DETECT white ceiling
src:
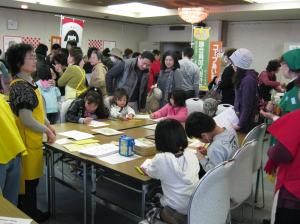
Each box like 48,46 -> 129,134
0,0 -> 300,25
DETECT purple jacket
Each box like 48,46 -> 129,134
234,70 -> 259,133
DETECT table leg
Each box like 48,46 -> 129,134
83,162 -> 87,224
50,149 -> 56,217
91,165 -> 96,224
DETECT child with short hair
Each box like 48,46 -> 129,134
110,88 -> 135,120
66,87 -> 109,124
141,119 -> 200,224
36,68 -> 61,124
185,112 -> 239,173
150,90 -> 188,122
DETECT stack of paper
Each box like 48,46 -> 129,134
135,114 -> 150,120
98,153 -> 141,165
88,121 -> 109,128
58,130 -> 94,140
143,124 -> 157,130
55,138 -> 74,145
0,216 -> 33,224
213,107 -> 239,130
79,144 -> 119,157
92,128 -> 123,136
135,138 -> 155,147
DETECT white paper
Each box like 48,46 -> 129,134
58,130 -> 95,140
55,138 -> 74,145
91,128 -> 123,136
143,124 -> 157,130
98,153 -> 141,164
88,121 -> 109,128
79,144 -> 119,157
0,216 -> 33,224
135,114 -> 150,120
213,107 -> 239,129
188,139 -> 205,149
135,138 -> 155,147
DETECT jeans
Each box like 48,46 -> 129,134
0,155 -> 21,205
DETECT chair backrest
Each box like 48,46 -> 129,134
216,104 -> 234,115
229,140 -> 257,209
60,99 -> 74,123
242,123 -> 267,172
188,160 -> 234,224
186,98 -> 204,115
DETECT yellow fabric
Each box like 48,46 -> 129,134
0,97 -> 27,164
10,79 -> 45,184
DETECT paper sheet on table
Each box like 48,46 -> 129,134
213,107 -> 239,129
135,138 -> 155,147
58,130 -> 94,140
0,216 -> 33,224
135,114 -> 150,120
143,124 -> 157,130
88,121 -> 109,128
63,143 -> 99,152
91,128 -> 123,136
55,138 -> 74,145
98,153 -> 141,164
79,144 -> 119,157
73,139 -> 99,145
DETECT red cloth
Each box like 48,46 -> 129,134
259,71 -> 280,88
268,109 -> 300,199
147,60 -> 161,92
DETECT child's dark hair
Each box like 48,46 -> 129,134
80,87 -> 109,118
155,119 -> 188,154
185,112 -> 216,138
170,90 -> 186,107
113,88 -> 129,107
6,43 -> 34,77
266,59 -> 281,72
53,52 -> 68,67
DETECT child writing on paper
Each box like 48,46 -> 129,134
66,87 -> 109,124
109,88 -> 135,120
141,119 -> 200,224
185,112 -> 239,176
150,90 -> 188,122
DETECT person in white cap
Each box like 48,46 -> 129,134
230,48 -> 259,133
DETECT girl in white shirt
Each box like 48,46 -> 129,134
141,119 -> 200,224
109,88 -> 135,120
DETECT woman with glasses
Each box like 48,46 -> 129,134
6,43 -> 56,222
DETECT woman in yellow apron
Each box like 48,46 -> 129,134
6,43 -> 56,222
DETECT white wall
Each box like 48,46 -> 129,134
0,7 -> 148,54
226,20 -> 300,73
147,21 -> 222,43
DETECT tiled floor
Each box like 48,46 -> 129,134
38,137 -> 275,224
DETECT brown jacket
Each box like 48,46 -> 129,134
90,63 -> 107,96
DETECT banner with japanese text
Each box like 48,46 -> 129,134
61,17 -> 84,48
192,27 -> 210,91
208,41 -> 223,83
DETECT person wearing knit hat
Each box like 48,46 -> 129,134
230,48 -> 253,70
230,48 -> 259,133
203,98 -> 218,117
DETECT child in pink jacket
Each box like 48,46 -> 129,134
150,90 -> 188,122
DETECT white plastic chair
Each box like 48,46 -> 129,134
229,140 -> 258,222
60,99 -> 74,123
188,160 -> 235,224
185,98 -> 204,115
242,123 -> 267,208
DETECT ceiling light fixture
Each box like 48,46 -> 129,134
107,2 -> 167,14
178,7 -> 209,24
21,4 -> 28,9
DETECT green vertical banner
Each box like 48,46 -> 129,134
192,27 -> 211,91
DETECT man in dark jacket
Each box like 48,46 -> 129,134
33,44 -> 51,82
106,51 -> 154,112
